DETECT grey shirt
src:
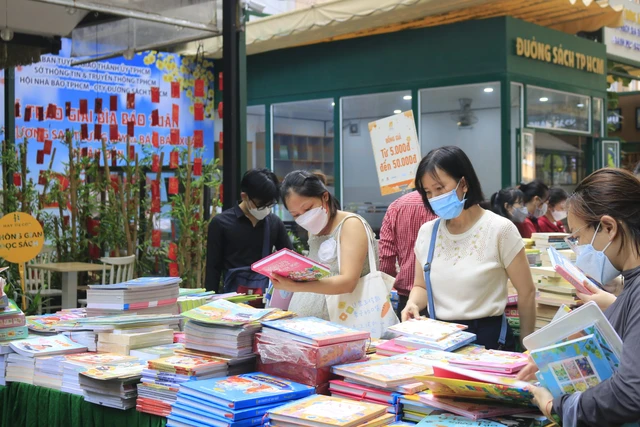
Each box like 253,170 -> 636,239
554,266 -> 640,426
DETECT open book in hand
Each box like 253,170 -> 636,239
547,247 -> 599,295
251,248 -> 331,282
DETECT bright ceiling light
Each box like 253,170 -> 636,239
539,97 -> 549,102
483,87 -> 494,93
403,95 -> 412,100
393,110 -> 402,114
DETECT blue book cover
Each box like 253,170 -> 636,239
558,323 -> 620,371
179,372 -> 314,410
170,405 -> 264,427
176,395 -> 283,421
531,334 -> 614,399
262,317 -> 369,346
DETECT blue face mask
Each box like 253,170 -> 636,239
428,181 -> 466,220
574,223 -> 620,286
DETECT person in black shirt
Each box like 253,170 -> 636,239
205,168 -> 292,292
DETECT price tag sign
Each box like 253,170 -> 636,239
369,110 -> 421,196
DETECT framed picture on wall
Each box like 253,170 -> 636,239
602,139 -> 620,168
608,109 -> 622,132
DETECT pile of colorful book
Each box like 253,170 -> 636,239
166,373 -> 315,427
531,232 -> 570,251
61,352 -> 139,396
0,298 -> 28,342
136,352 -> 228,416
255,316 -> 369,394
79,360 -> 146,410
86,277 -> 182,317
376,317 -> 476,356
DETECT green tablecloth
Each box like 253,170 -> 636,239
0,383 -> 166,427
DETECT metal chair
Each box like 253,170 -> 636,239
78,255 -> 136,307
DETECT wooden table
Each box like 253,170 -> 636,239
29,262 -> 105,309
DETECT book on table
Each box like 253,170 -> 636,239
181,299 -> 274,325
261,316 -> 370,347
393,331 -> 476,352
387,317 -> 468,342
417,391 -> 535,420
9,334 -> 87,357
251,248 -> 331,282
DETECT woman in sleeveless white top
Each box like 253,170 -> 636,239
288,214 -> 377,320
272,170 -> 377,321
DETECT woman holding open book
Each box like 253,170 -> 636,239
401,146 -> 537,351
522,168 -> 640,426
272,170 -> 377,321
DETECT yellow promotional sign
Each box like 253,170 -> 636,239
0,212 -> 44,263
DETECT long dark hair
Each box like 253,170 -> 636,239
280,170 -> 340,218
414,146 -> 485,214
569,169 -> 640,256
519,180 -> 549,204
548,187 -> 569,209
490,188 -> 524,221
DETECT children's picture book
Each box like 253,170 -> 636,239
395,331 -> 476,352
179,372 -> 315,410
267,394 -> 388,427
416,414 -> 508,426
388,318 -> 468,342
418,391 -> 535,420
88,276 -> 182,290
9,334 -> 87,357
547,247 -> 598,294
264,282 -> 294,311
0,325 -> 28,341
447,348 -> 529,374
181,299 -> 274,325
530,334 -> 614,399
332,357 -> 435,388
66,353 -> 139,365
170,402 -> 266,426
149,354 -> 227,375
80,362 -> 146,380
262,317 -> 370,346
251,248 -> 331,282
175,394 -> 283,421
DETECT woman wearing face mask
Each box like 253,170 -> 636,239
402,146 -> 536,350
272,170 -> 376,320
518,169 -> 640,427
516,180 -> 550,238
490,188 -> 527,225
537,187 -> 568,233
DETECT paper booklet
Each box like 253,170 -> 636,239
181,299 -> 275,325
9,334 -> 87,357
387,317 -> 468,342
547,247 -> 601,294
251,248 -> 331,282
530,334 -> 614,399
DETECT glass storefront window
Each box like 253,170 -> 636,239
526,86 -> 590,134
341,90 -> 411,234
420,82 -> 502,195
593,97 -> 604,138
247,105 -> 266,169
511,83 -> 523,186
534,133 -> 586,192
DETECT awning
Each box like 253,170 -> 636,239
170,0 -> 624,58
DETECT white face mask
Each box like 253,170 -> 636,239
534,202 -> 548,218
295,205 -> 329,235
249,206 -> 271,221
552,210 -> 567,222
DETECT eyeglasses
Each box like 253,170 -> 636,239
564,224 -> 587,251
250,199 -> 275,211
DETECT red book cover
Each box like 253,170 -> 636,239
127,120 -> 135,137
43,140 -> 52,155
109,124 -> 118,141
171,129 -> 179,146
127,93 -> 135,109
79,99 -> 88,115
194,79 -> 205,97
171,81 -> 180,98
94,124 -> 102,141
110,95 -> 118,111
151,87 -> 160,103
252,248 -> 330,282
168,177 -> 178,194
151,154 -> 160,172
194,103 -> 204,121
151,109 -> 159,126
169,151 -> 179,169
81,124 -> 88,140
94,98 -> 102,114
193,130 -> 203,148
152,131 -> 159,148
172,104 -> 179,126
193,158 -> 202,176
152,229 -> 161,247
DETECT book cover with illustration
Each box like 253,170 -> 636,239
0,325 -> 28,341
418,391 -> 534,420
388,318 -> 468,342
557,323 -> 620,370
252,248 -> 331,282
268,394 -> 388,427
332,356 -> 435,388
149,354 -> 226,375
170,402 -> 266,427
179,372 -> 315,409
448,348 -> 529,374
80,362 -> 146,380
0,299 -> 24,324
548,247 -> 597,294
416,414 -> 508,426
530,334 -> 614,399
395,331 -> 476,352
181,299 -> 274,325
264,282 -> 294,311
66,353 -> 138,365
9,334 -> 87,357
262,317 -> 370,346
175,394 -> 283,421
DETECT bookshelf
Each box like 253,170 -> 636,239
265,132 -> 335,185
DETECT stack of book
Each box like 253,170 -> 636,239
27,310 -> 86,335
267,394 -> 393,427
5,353 -> 35,384
0,299 -> 28,342
385,318 -> 476,353
130,343 -> 185,361
61,352 -> 139,396
166,373 -> 315,427
504,294 -> 521,351
86,277 -> 182,317
97,328 -> 174,355
181,299 -> 275,373
136,353 -> 228,417
531,232 -> 570,251
34,355 -> 67,390
79,361 -> 146,409
0,342 -> 12,385
256,317 -> 369,393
